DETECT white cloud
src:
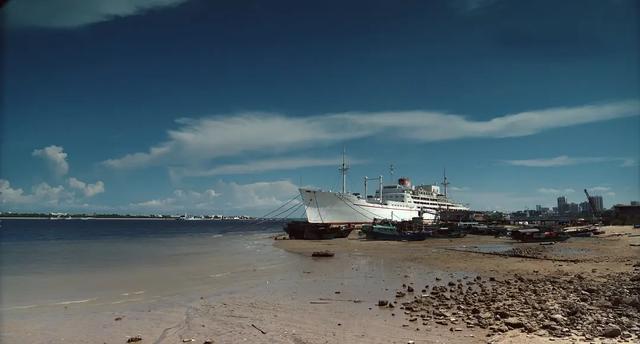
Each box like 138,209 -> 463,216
588,186 -> 611,193
130,180 -> 300,214
0,179 -> 73,207
170,156 -> 367,179
504,155 -> 635,167
0,179 -> 33,204
449,186 -> 470,192
537,188 -> 575,195
104,100 -> 639,170
68,177 -> 105,197
621,159 -> 637,167
5,0 -> 188,29
32,145 -> 69,176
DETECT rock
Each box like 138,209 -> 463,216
549,314 -> 564,323
495,310 -> 510,319
203,341 -> 213,344
114,316 -> 123,321
497,325 -> 509,333
396,291 -> 406,298
602,325 -> 621,338
503,317 -> 524,329
127,336 -> 142,343
407,286 -> 414,292
378,300 -> 389,307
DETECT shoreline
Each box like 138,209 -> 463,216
1,225 -> 637,343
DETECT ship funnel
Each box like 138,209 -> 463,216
398,177 -> 411,187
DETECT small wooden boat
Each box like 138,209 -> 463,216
511,228 -> 570,242
361,221 -> 429,241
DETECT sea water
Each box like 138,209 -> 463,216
0,219 -> 293,311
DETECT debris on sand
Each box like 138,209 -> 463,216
311,250 -> 335,257
126,335 -> 142,343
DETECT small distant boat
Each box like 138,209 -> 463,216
564,225 -> 605,237
361,220 -> 429,241
511,228 -> 570,242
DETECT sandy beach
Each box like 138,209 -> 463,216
1,225 -> 638,344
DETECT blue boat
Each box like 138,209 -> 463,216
361,221 -> 430,241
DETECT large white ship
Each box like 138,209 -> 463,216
300,153 -> 468,224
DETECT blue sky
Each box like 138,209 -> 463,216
1,0 -> 639,215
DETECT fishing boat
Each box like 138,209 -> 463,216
361,220 -> 430,241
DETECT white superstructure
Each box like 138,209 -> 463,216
300,153 -> 468,224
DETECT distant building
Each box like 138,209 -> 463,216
568,202 -> 580,214
579,201 -> 591,213
612,204 -> 640,225
588,195 -> 604,212
536,205 -> 542,212
631,201 -> 639,206
557,196 -> 568,213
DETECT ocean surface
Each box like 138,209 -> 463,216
0,219 -> 293,311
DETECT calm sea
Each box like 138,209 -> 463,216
0,219 -> 292,311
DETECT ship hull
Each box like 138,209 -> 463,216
300,188 -> 436,224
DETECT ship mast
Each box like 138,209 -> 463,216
339,148 -> 350,194
441,168 -> 450,198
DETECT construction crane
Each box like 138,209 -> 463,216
584,189 -> 601,223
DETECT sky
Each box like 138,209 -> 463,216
1,0 -> 639,215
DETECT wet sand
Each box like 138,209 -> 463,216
1,226 -> 638,343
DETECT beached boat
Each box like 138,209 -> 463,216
511,228 -> 570,242
361,221 -> 430,241
283,221 -> 354,240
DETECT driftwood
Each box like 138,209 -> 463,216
251,323 -> 267,334
311,250 -> 335,257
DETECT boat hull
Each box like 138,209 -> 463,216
300,188 -> 435,224
283,221 -> 354,240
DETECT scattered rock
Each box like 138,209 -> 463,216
378,300 -> 389,307
126,336 -> 142,343
602,325 -> 622,338
503,317 -> 524,329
